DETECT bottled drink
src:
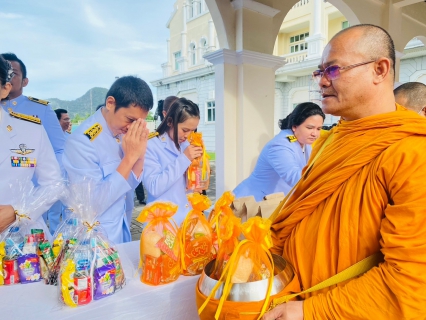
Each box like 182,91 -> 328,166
74,241 -> 92,275
5,227 -> 24,258
63,218 -> 79,241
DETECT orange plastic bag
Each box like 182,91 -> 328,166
199,217 -> 275,320
180,193 -> 213,276
137,202 -> 180,285
208,191 -> 235,259
211,213 -> 241,280
186,132 -> 210,191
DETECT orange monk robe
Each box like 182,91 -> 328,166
271,104 -> 426,319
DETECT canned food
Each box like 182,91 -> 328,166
74,275 -> 92,305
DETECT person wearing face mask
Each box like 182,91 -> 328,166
0,57 -> 62,234
142,97 -> 202,224
62,76 -> 153,244
233,102 -> 325,202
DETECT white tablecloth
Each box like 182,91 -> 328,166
1,241 -> 200,319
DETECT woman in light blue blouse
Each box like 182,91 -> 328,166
233,102 -> 325,201
142,97 -> 203,224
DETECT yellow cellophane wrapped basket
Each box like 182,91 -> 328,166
197,217 -> 295,320
186,132 -> 210,191
137,202 -> 180,286
211,213 -> 241,281
180,193 -> 213,276
208,191 -> 235,259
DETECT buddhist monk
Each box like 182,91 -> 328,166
394,82 -> 426,117
263,24 -> 426,320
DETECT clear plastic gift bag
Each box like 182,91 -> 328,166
180,193 -> 213,276
55,180 -> 128,307
186,132 -> 210,191
136,202 -> 181,285
0,178 -> 63,286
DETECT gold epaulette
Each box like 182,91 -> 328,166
84,123 -> 102,141
8,108 -> 41,125
28,96 -> 49,105
287,135 -> 297,143
148,132 -> 159,139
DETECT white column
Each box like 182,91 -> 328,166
204,49 -> 285,197
313,0 -> 321,35
162,39 -> 172,77
181,1 -> 188,72
305,0 -> 326,60
208,19 -> 216,51
166,39 -> 170,65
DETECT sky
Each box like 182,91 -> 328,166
0,0 -> 176,101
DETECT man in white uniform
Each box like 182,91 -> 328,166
0,58 -> 62,235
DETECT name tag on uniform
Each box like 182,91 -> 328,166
11,156 -> 37,167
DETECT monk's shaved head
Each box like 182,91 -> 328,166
394,82 -> 426,112
332,24 -> 395,78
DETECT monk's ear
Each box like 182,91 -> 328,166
372,57 -> 391,84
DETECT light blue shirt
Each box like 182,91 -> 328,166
2,95 -> 65,168
233,129 -> 311,201
62,108 -> 141,244
142,132 -> 192,225
0,108 -> 62,238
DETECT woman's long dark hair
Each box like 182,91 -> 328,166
0,57 -> 10,86
278,102 -> 325,130
156,97 -> 200,150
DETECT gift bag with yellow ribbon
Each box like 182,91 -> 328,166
0,178 -> 63,286
55,180 -> 128,307
210,213 -> 241,281
137,202 -> 181,285
197,216 -> 295,320
208,191 -> 235,260
179,193 -> 213,276
186,132 -> 210,191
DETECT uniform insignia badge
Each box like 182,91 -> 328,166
7,125 -> 12,132
287,135 -> 298,143
148,132 -> 159,140
84,123 -> 102,141
116,137 -> 120,143
28,96 -> 49,105
10,144 -> 35,155
11,156 -> 37,167
8,108 -> 42,125
12,101 -> 17,106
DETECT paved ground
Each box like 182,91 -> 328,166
130,161 -> 216,241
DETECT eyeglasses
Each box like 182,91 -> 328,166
312,60 -> 375,84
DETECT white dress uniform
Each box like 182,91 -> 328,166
62,108 -> 141,244
0,107 -> 62,238
142,132 -> 192,225
1,95 -> 65,161
233,129 -> 312,201
2,95 -> 66,232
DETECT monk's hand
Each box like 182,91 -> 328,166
262,301 -> 303,320
122,119 -> 149,163
0,205 -> 16,233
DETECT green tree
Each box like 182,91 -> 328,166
146,111 -> 154,121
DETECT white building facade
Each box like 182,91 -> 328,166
152,0 -> 426,151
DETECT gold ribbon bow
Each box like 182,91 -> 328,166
14,210 -> 31,221
83,221 -> 100,232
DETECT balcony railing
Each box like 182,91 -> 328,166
292,0 -> 309,9
282,51 -> 308,64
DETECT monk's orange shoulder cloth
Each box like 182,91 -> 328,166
271,104 -> 426,319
